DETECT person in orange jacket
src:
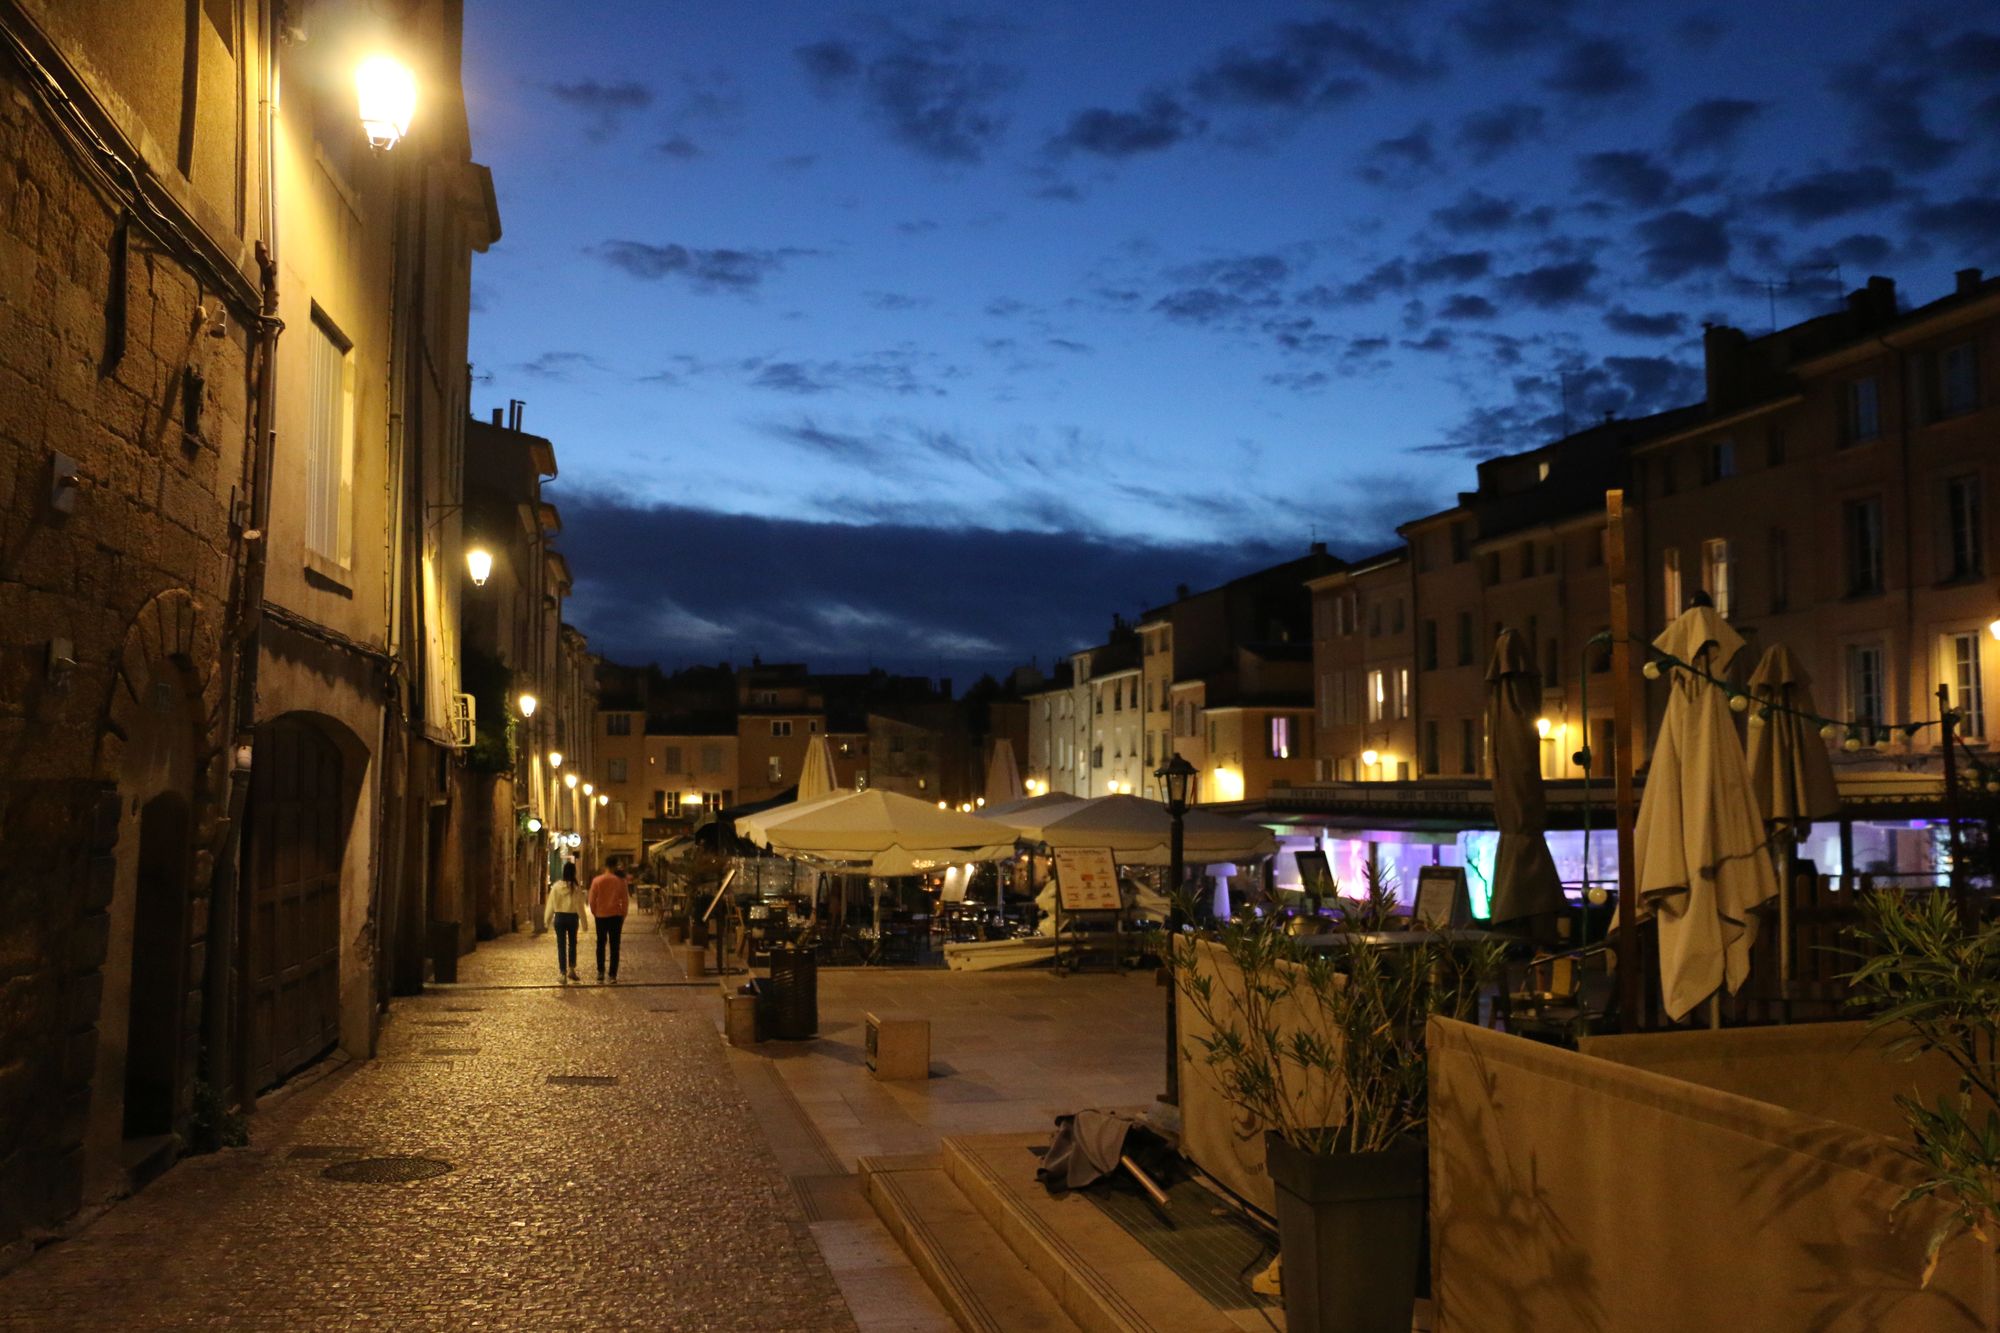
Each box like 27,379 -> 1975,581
587,858 -> 632,983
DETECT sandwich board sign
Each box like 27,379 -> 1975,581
1053,847 -> 1121,912
1413,865 -> 1471,930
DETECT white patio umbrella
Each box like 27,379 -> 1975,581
978,791 -> 1086,822
983,739 -> 1025,806
733,788 -> 851,848
1633,605 -> 1779,1022
744,788 -> 1019,876
797,735 -> 841,801
1746,643 -> 1841,1001
1002,793 -> 1277,867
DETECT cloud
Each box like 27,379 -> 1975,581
590,241 -> 816,292
1904,197 -> 2000,256
1454,0 -> 1578,55
1418,351 -> 1701,458
1357,122 -> 1439,183
1455,102 -> 1546,163
1577,150 -> 1679,209
1438,293 -> 1499,320
762,418 -> 890,465
1047,92 -> 1203,158
1603,306 -> 1687,338
1541,36 -> 1646,99
1190,18 -> 1443,112
517,351 -> 602,380
1760,167 -> 1901,224
1677,12 -> 1729,49
795,23 -> 1018,164
655,135 -> 701,160
864,291 -> 930,311
1668,97 -> 1764,156
1635,210 -> 1731,280
548,79 -> 653,141
1431,190 -> 1549,235
1150,253 -> 1292,325
1497,259 -> 1599,308
744,348 -> 957,397
1301,250 -> 1491,307
1831,52 -> 1960,173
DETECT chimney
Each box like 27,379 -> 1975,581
1957,267 -> 1985,295
1175,583 -> 1190,600
1309,540 -> 1328,557
1848,275 -> 1898,325
508,398 -> 525,431
1702,324 -> 1748,411
490,407 -> 503,425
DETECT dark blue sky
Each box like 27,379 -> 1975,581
462,1 -> 2000,682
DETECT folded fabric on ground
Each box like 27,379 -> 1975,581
1037,1109 -> 1171,1193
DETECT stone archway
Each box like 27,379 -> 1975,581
122,794 -> 191,1139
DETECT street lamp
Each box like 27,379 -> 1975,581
518,693 -> 538,718
356,55 -> 416,152
465,547 -> 492,587
1156,752 -> 1196,1105
548,750 -> 563,769
597,793 -> 609,807
582,782 -> 594,797
564,772 -> 578,790
525,816 -> 542,835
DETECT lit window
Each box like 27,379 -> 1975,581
1662,547 -> 1683,618
1846,643 -> 1885,729
1945,633 -> 1986,739
1366,669 -> 1386,723
1701,538 -> 1732,619
305,309 -> 355,567
1944,475 -> 1984,581
771,720 -> 792,737
1268,716 -> 1292,760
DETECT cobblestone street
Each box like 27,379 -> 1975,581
0,916 -> 869,1332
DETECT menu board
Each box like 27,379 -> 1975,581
1293,849 -> 1335,898
1414,865 -> 1470,930
1053,847 -> 1122,912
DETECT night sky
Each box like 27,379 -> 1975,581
462,1 -> 2000,684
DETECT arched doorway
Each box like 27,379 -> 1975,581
244,718 -> 346,1091
122,795 -> 190,1140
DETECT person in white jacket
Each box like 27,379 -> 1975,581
546,860 -> 592,984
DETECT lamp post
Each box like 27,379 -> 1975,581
1156,752 -> 1196,1105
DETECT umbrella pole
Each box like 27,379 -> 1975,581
1607,489 -> 1644,1032
1776,828 -> 1793,1025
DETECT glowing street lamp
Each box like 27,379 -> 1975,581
548,751 -> 563,769
356,55 -> 416,152
564,772 -> 578,790
582,782 -> 594,797
596,793 -> 609,807
465,547 -> 492,587
518,693 -> 538,718
525,816 -> 542,835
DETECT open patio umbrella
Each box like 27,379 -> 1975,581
978,791 -> 1086,822
1485,628 -> 1565,933
1634,604 -> 1779,1022
743,788 -> 1019,875
733,788 -> 852,848
1746,643 -> 1841,1001
1002,793 -> 1277,867
797,735 -> 840,801
983,739 -> 1025,806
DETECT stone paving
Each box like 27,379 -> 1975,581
0,915 -> 861,1332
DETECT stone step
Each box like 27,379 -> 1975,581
940,1133 -> 1252,1333
862,1153 -> 1082,1333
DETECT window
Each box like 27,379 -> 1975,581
1519,543 -> 1535,580
771,720 -> 793,737
1944,474 -> 1984,581
1845,377 -> 1880,444
1460,719 -> 1478,775
1145,731 -> 1156,764
1370,600 -> 1382,636
1769,529 -> 1790,613
1701,538 -> 1733,619
1366,669 -> 1387,723
1391,599 -> 1405,634
1584,526 -> 1605,568
1541,543 -> 1557,575
1660,452 -> 1678,496
1844,497 -> 1884,595
1269,716 -> 1293,760
1662,546 -> 1683,618
606,757 -> 627,783
305,309 -> 355,567
1767,425 -> 1787,466
1946,632 -> 1986,739
606,714 -> 632,736
608,801 -> 627,835
1483,552 -> 1501,586
652,789 -> 666,817
1317,672 -> 1335,728
768,755 -> 783,782
700,744 -> 722,773
1420,619 -> 1439,671
1450,522 -> 1470,563
1942,343 -> 1980,417
1413,533 -> 1432,574
1707,438 -> 1736,481
752,689 -> 777,705
1846,644 -> 1885,728
664,746 -> 684,775
1423,721 -> 1439,776
1394,668 -> 1412,720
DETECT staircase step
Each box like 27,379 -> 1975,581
941,1134 -> 1249,1333
862,1153 -> 1082,1333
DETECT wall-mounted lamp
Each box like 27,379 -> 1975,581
1361,748 -> 1380,768
525,816 -> 543,835
465,547 -> 493,587
356,55 -> 416,152
518,693 -> 538,718
581,782 -> 594,797
1536,717 -> 1553,739
548,750 -> 563,769
596,793 -> 609,807
563,772 -> 578,790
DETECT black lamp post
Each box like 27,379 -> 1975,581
1156,753 -> 1196,1105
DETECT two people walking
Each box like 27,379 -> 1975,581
545,858 -> 633,985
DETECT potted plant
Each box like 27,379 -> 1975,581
1174,870 -> 1500,1333
1846,889 -> 2000,1286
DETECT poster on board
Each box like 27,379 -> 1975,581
1413,865 -> 1470,930
1293,849 -> 1335,898
1053,847 -> 1122,912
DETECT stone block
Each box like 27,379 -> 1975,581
865,1011 -> 930,1082
679,945 -> 706,979
723,991 -> 758,1047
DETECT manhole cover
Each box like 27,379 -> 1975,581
321,1156 -> 453,1184
546,1074 -> 618,1087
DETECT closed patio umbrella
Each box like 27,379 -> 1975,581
797,735 -> 840,801
1485,628 -> 1565,932
983,739 -> 1025,807
1746,643 -> 1841,1002
1634,605 -> 1779,1022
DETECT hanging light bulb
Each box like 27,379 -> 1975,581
1728,693 -> 1748,713
1843,731 -> 1862,752
1818,723 -> 1836,740
1642,661 -> 1661,680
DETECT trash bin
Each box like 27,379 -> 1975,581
765,944 -> 818,1040
428,921 -> 460,984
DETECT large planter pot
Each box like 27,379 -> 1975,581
1264,1131 -> 1426,1333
